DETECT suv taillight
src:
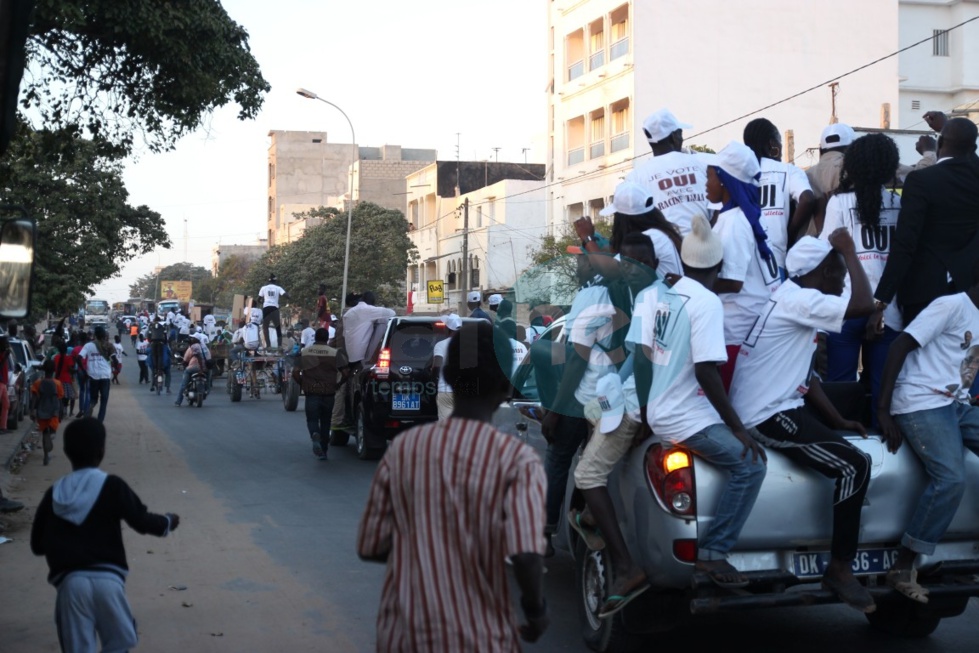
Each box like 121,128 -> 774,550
646,444 -> 696,517
376,348 -> 392,379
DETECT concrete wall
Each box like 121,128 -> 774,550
210,241 -> 268,275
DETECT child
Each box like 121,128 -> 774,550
111,335 -> 127,384
54,342 -> 77,418
31,359 -> 64,466
31,418 -> 180,652
136,334 -> 149,384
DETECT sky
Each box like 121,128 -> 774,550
93,0 -> 547,302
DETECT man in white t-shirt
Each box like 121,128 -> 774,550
876,265 -> 979,603
202,313 -> 217,338
430,314 -> 463,420
299,320 -> 317,349
625,109 -> 711,236
729,233 -> 877,613
258,274 -> 287,349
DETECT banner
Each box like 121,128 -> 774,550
427,280 -> 444,304
160,280 -> 193,302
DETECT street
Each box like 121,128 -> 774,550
1,346 -> 978,653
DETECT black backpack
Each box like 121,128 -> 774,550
36,379 -> 61,420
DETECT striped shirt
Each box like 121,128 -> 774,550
357,418 -> 547,653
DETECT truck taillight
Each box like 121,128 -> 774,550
646,444 -> 696,517
376,348 -> 392,379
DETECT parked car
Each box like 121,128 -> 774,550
344,315 -> 483,460
6,336 -> 41,430
493,318 -> 979,652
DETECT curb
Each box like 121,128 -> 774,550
3,422 -> 35,472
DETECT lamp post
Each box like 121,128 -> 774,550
296,87 -> 356,312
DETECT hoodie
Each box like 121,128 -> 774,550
31,470 -> 171,586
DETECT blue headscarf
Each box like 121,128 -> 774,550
714,167 -> 773,262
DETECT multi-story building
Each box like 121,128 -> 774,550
546,1 -> 967,232
405,161 -> 547,313
267,130 -> 434,245
210,239 -> 269,276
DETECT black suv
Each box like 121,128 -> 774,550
347,316 -> 480,460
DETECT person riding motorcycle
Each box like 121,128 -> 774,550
175,336 -> 208,406
149,317 -> 168,391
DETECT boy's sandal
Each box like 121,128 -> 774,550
886,568 -> 929,603
567,509 -> 605,551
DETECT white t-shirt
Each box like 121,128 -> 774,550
626,277 -> 728,442
113,342 -> 124,360
260,284 -> 286,308
625,151 -> 711,236
433,337 -> 452,393
892,293 -> 979,415
136,341 -> 148,361
713,207 -> 782,345
300,326 -> 317,348
642,227 -> 682,278
248,307 -> 263,325
177,315 -> 191,335
567,285 -> 618,406
758,158 -> 812,271
242,323 -> 261,349
165,311 -> 176,326
509,338 -> 528,377
729,281 -> 847,428
79,342 -> 113,380
820,188 -> 903,330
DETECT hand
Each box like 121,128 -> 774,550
827,228 -> 856,255
540,410 -> 559,445
733,429 -> 768,464
923,111 -> 947,133
573,216 -> 595,242
877,410 -> 903,453
519,601 -> 549,643
864,310 -> 885,341
836,418 -> 868,439
167,513 -> 181,531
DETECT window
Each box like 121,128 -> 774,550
590,109 -> 605,159
610,99 -> 630,153
933,29 -> 949,57
911,99 -> 921,111
567,116 -> 585,165
471,257 -> 480,287
567,29 -> 585,81
476,205 -> 483,228
610,5 -> 629,60
589,19 -> 605,71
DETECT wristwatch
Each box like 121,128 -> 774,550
874,300 -> 888,312
581,234 -> 597,248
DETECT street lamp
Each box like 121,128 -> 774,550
296,87 -> 356,312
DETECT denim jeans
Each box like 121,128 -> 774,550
87,379 -> 111,422
176,369 -> 205,405
305,394 -> 336,440
543,413 -> 589,527
894,401 -> 979,555
826,319 -> 900,425
682,423 -> 767,560
76,375 -> 90,416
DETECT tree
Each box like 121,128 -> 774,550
128,262 -> 211,302
519,221 -> 613,307
201,255 -> 253,307
22,0 -> 269,154
246,203 -> 419,314
0,125 -> 169,317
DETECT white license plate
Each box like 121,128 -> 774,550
392,393 -> 421,411
793,547 -> 900,578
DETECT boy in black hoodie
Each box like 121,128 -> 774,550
31,418 -> 180,652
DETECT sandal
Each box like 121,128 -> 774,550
695,559 -> 749,589
598,574 -> 650,618
567,509 -> 605,551
886,568 -> 929,604
823,573 -> 877,613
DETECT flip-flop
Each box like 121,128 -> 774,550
696,560 -> 750,589
598,581 -> 650,619
886,568 -> 929,603
567,509 -> 605,551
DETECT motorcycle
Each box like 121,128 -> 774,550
181,369 -> 208,407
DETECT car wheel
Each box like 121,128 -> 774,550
865,593 -> 952,638
230,381 -> 242,403
282,378 -> 300,412
355,404 -> 382,461
574,539 -> 646,653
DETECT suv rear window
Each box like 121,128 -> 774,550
387,321 -> 452,365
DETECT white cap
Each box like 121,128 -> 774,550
820,123 -> 856,150
193,332 -> 209,344
596,373 -> 626,434
698,141 -> 761,186
786,236 -> 834,277
643,108 -> 693,144
599,180 -> 655,217
681,214 -> 725,269
488,293 -> 504,306
467,290 -> 482,303
443,313 -> 463,331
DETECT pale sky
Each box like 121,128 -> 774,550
94,0 -> 547,302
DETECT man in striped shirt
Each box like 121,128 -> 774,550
358,321 -> 549,652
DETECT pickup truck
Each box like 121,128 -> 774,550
494,316 -> 979,653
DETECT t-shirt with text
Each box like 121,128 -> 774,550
626,151 -> 710,236
259,284 -> 286,308
759,158 -> 812,271
567,284 -> 619,406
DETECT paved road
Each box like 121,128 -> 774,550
6,345 -> 972,652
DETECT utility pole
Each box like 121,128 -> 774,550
828,82 -> 839,125
492,147 -> 501,162
460,197 -> 469,315
522,148 -> 529,164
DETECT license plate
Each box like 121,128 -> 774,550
793,547 -> 900,578
392,393 -> 421,411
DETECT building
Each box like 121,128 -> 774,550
210,239 -> 269,276
267,130 -> 434,245
545,1 -> 979,231
405,161 -> 547,313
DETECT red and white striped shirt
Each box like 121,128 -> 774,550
357,417 -> 547,653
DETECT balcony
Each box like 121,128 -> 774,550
568,60 -> 585,82
567,147 -> 585,166
611,132 -> 629,153
590,142 -> 605,159
610,37 -> 629,61
589,51 -> 605,71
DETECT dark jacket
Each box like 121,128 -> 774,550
876,155 -> 979,319
293,343 -> 347,395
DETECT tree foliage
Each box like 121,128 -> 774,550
245,203 -> 419,314
128,262 -> 212,302
198,255 -> 253,307
520,221 -> 613,307
23,0 -> 270,154
0,126 -> 170,317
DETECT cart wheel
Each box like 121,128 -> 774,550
283,378 -> 300,412
230,381 -> 242,402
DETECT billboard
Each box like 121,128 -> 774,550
427,280 -> 444,304
160,280 -> 192,302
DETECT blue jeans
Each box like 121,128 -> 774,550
894,401 -> 979,555
76,375 -> 90,415
543,413 -> 589,528
305,394 -> 336,440
826,319 -> 900,426
175,369 -> 203,404
87,379 -> 111,422
682,423 -> 767,560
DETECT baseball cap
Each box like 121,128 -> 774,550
488,294 -> 503,306
596,373 -> 625,434
467,290 -> 482,303
786,236 -> 834,277
443,313 -> 463,331
820,123 -> 856,150
698,141 -> 761,186
681,214 -> 725,269
643,109 -> 693,144
598,181 -> 655,217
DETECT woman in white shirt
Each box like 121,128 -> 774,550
819,133 -> 902,423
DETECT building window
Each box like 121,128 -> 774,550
268,196 -> 273,217
933,29 -> 949,57
567,29 -> 584,81
911,99 -> 921,111
567,115 -> 585,165
610,5 -> 629,60
589,19 -> 605,71
610,98 -> 630,153
476,205 -> 483,228
471,257 -> 480,287
590,109 -> 605,159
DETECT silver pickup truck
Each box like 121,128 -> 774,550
494,316 -> 979,653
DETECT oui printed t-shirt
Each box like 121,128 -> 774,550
259,284 -> 286,308
758,158 -> 813,271
625,151 -> 711,236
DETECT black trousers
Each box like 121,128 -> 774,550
753,405 -> 871,562
262,306 -> 281,349
305,394 -> 336,442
